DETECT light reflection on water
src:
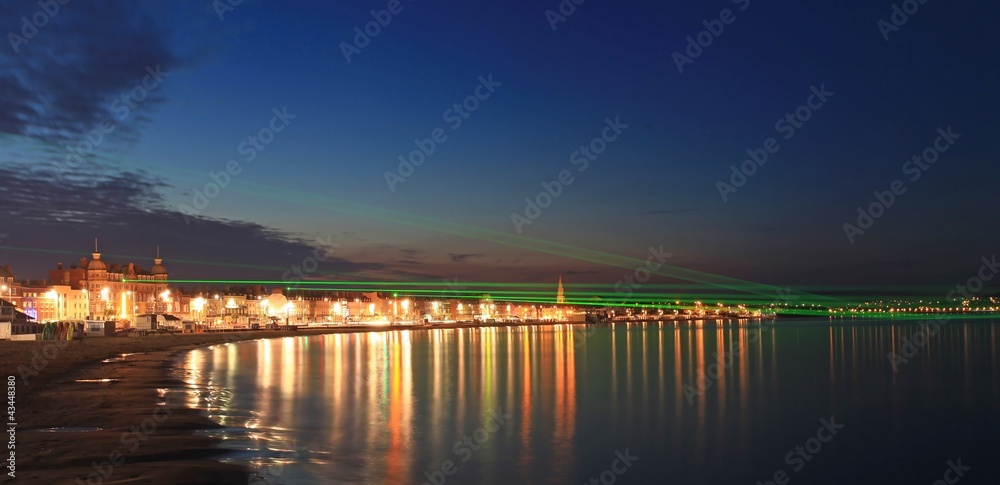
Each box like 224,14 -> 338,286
181,320 -> 1000,484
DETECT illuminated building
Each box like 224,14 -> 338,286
47,240 -> 168,320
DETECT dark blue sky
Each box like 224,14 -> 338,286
0,0 -> 997,286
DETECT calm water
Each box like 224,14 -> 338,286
181,320 -> 1000,484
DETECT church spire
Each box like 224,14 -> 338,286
557,276 -> 565,304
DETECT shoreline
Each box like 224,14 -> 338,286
3,321 -> 576,484
3,315 -> 971,483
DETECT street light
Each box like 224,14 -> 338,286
1,285 -> 9,322
46,290 -> 60,321
192,297 -> 207,324
121,291 -> 132,321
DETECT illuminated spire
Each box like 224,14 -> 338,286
557,276 -> 565,304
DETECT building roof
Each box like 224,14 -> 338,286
86,252 -> 107,271
0,265 -> 15,279
0,300 -> 30,323
151,257 -> 168,275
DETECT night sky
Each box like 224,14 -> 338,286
0,0 -> 997,287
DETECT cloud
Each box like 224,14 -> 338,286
640,208 -> 698,216
0,162 -> 385,280
0,2 -> 376,282
448,253 -> 484,263
0,1 -> 182,147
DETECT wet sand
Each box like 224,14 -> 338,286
1,322 -> 567,484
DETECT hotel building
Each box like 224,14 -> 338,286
46,243 -> 169,320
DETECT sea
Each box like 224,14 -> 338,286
178,319 -> 1000,484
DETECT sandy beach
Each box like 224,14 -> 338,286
1,322 -> 568,484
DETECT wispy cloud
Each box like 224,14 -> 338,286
449,253 -> 484,263
639,208 -> 699,216
0,162 -> 385,279
0,1 -> 183,146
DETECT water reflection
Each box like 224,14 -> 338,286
183,320 -> 1000,484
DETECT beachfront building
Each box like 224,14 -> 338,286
20,285 -> 89,322
0,265 -> 23,322
47,242 -> 169,320
1,264 -> 98,322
